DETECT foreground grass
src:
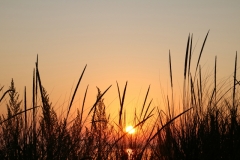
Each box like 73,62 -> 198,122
0,32 -> 240,160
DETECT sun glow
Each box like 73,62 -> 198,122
125,125 -> 135,134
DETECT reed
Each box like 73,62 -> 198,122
0,31 -> 239,159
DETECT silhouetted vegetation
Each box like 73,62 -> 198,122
0,32 -> 240,159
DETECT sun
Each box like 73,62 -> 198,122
125,125 -> 135,134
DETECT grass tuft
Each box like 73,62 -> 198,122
0,31 -> 240,159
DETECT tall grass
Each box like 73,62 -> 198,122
0,32 -> 239,159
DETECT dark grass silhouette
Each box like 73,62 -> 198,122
0,31 -> 240,159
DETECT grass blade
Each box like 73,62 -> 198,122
0,106 -> 39,125
0,89 -> 14,102
233,51 -> 237,108
140,85 -> 150,119
87,85 -> 112,117
116,81 -> 128,126
188,34 -> 193,77
195,30 -> 210,74
148,107 -> 193,143
184,34 -> 190,79
169,50 -> 173,88
66,64 -> 87,121
79,85 -> 89,127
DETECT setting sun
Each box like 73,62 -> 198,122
125,125 -> 135,134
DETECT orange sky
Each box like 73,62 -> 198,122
1,1 -> 240,124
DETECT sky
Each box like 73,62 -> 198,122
0,1 -> 240,123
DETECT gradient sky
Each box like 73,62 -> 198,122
1,1 -> 240,122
